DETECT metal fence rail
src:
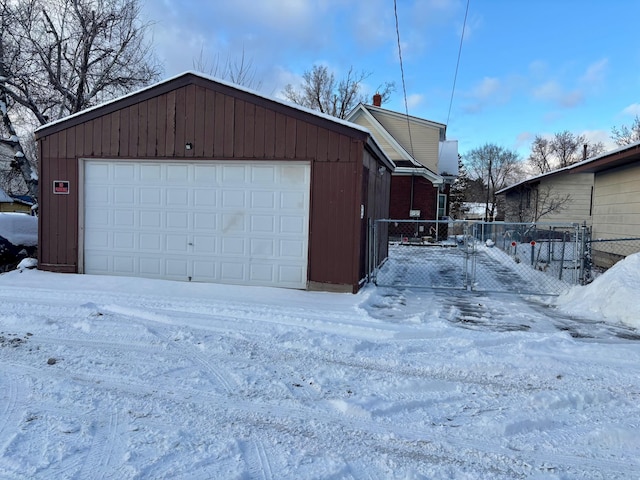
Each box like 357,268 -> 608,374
372,220 -> 588,295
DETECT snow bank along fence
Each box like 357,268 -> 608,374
583,235 -> 640,281
370,220 -> 598,295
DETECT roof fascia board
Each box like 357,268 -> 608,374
365,104 -> 446,129
570,141 -> 640,173
347,104 -> 419,165
393,166 -> 443,184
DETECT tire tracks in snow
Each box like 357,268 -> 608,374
3,356 -> 638,478
0,372 -> 28,474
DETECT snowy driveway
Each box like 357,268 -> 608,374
1,269 -> 639,479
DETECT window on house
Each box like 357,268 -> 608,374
438,194 -> 447,218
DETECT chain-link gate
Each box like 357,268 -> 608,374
372,220 -> 587,295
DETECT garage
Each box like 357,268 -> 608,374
83,160 -> 310,288
36,72 -> 392,292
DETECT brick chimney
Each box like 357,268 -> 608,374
372,92 -> 382,107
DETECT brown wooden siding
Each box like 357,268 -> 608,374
37,74 -> 388,291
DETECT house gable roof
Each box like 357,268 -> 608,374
496,164 -> 578,195
498,140 -> 640,195
346,103 -> 443,184
36,71 -> 367,141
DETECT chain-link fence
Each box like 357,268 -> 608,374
585,237 -> 640,280
372,220 -> 587,295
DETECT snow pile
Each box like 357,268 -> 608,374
555,252 -> 640,328
0,212 -> 37,246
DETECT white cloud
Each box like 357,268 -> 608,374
406,93 -> 425,109
622,103 -> 640,116
532,81 -> 584,108
580,129 -> 617,151
580,58 -> 608,87
462,76 -> 513,114
471,77 -> 501,99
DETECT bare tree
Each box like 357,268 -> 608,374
193,46 -> 262,90
611,115 -> 640,146
282,64 -> 395,119
527,135 -> 553,174
465,144 -> 523,221
503,184 -> 572,223
550,130 -> 604,168
0,0 -> 161,200
527,131 -> 606,174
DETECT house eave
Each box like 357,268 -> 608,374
393,167 -> 443,185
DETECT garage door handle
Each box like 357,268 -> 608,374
188,242 -> 193,246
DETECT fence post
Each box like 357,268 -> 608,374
579,222 -> 592,285
559,232 -> 566,281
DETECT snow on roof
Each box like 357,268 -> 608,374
498,139 -> 640,195
0,212 -> 37,246
0,187 -> 13,203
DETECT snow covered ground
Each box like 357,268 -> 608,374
1,255 -> 640,479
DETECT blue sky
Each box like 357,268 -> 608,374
143,0 -> 640,157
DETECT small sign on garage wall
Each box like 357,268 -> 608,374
53,180 -> 70,195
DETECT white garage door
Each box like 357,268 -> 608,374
83,160 -> 310,289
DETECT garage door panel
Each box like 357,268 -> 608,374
251,191 -> 275,208
221,261 -> 245,281
250,264 -> 274,282
193,212 -> 216,230
280,216 -> 305,234
193,165 -> 217,183
114,164 -> 136,182
279,265 -> 305,283
86,186 -> 109,204
166,234 -> 189,252
85,230 -> 110,248
193,261 -> 216,280
114,187 -> 135,204
114,210 -> 135,227
139,233 -> 162,251
252,166 -> 276,184
84,161 -> 309,288
281,191 -> 305,209
222,190 -> 245,208
140,188 -> 161,205
86,209 -> 110,227
222,165 -> 246,183
251,215 -> 275,233
193,235 -> 216,254
140,164 -> 162,182
167,165 -> 189,181
222,213 -> 246,232
167,212 -> 189,229
85,254 -> 109,273
113,256 -> 135,273
221,237 -> 246,255
280,239 -> 304,258
140,257 -> 161,275
166,258 -> 189,277
250,238 -> 274,256
194,189 -> 216,207
140,211 -> 161,228
114,232 -> 135,249
167,188 -> 189,206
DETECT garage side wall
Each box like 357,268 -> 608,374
38,80 -> 368,290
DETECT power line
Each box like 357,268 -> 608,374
447,0 -> 470,127
393,0 -> 415,159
